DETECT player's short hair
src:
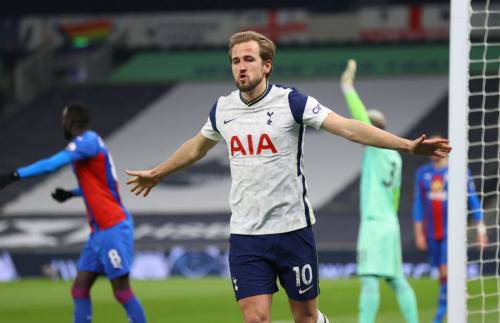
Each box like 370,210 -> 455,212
367,109 -> 386,130
64,103 -> 90,130
228,31 -> 276,77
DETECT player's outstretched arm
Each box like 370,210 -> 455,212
126,132 -> 218,197
341,59 -> 371,125
321,112 -> 452,157
0,150 -> 73,190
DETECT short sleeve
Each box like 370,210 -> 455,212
201,118 -> 223,142
65,133 -> 100,161
303,96 -> 332,129
288,89 -> 332,130
200,100 -> 223,142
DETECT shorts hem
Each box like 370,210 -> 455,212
235,289 -> 278,301
106,270 -> 130,280
286,291 -> 319,302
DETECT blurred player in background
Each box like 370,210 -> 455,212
0,103 -> 147,323
413,144 -> 487,323
341,59 -> 419,323
126,31 -> 450,323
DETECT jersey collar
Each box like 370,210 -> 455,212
239,82 -> 273,106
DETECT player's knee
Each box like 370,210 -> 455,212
242,313 -> 270,323
361,276 -> 379,294
386,276 -> 409,292
113,288 -> 135,305
71,284 -> 90,299
241,308 -> 270,323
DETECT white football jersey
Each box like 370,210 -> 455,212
201,83 -> 332,235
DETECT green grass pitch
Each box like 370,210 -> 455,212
0,277 -> 497,322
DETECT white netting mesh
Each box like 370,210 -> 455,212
466,1 -> 500,322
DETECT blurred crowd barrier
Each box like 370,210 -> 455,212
1,248 -> 486,281
0,4 -> 469,51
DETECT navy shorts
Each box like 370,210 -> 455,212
427,238 -> 447,268
229,226 -> 319,301
78,221 -> 134,280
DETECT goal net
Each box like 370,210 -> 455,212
449,0 -> 500,322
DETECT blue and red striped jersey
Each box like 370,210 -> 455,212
412,162 -> 482,241
65,130 -> 131,231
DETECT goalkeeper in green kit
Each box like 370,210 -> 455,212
341,60 -> 419,323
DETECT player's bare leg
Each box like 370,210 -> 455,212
72,271 -> 99,323
110,274 -> 147,323
110,274 -> 131,290
238,294 -> 272,323
73,270 -> 99,289
289,298 -> 330,323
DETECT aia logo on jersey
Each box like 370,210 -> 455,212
230,133 -> 277,156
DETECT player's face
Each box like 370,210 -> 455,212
430,154 -> 448,164
230,41 -> 271,92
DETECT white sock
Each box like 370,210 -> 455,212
317,310 -> 330,323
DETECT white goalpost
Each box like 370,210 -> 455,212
449,0 -> 500,322
448,0 -> 469,322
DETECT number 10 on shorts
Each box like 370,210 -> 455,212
292,264 -> 313,287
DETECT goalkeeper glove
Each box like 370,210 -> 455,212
51,188 -> 75,203
341,59 -> 357,89
0,171 -> 20,190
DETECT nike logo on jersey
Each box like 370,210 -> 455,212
224,118 -> 236,124
298,285 -> 313,294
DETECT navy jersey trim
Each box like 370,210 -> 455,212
296,125 -> 304,176
302,174 -> 312,226
297,124 -> 311,226
239,82 -> 272,106
209,101 -> 219,133
288,89 -> 308,124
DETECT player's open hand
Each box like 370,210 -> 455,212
410,134 -> 452,158
126,169 -> 160,197
415,234 -> 428,251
